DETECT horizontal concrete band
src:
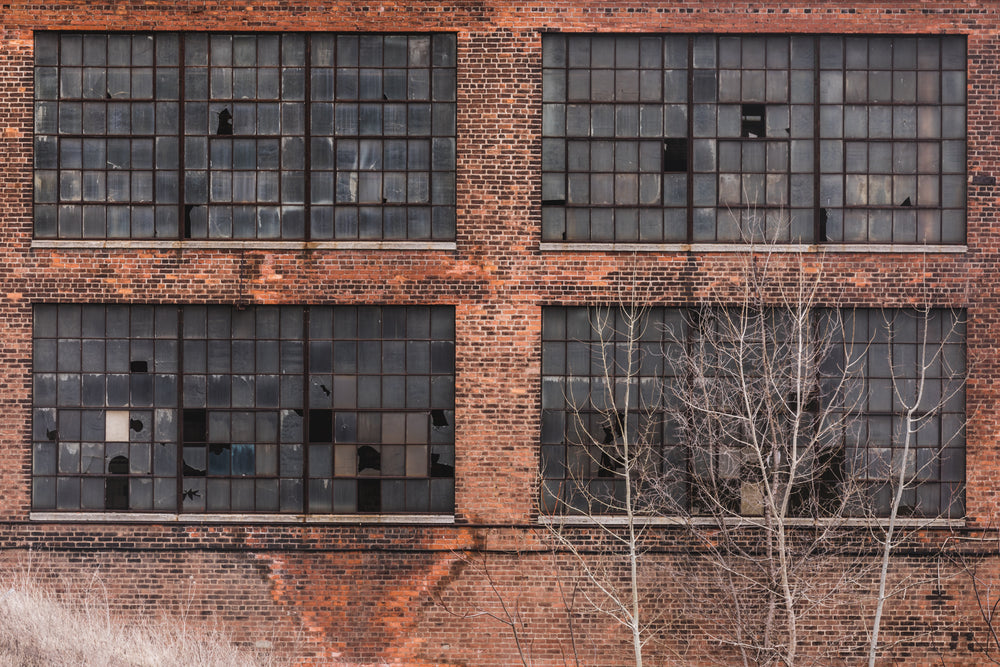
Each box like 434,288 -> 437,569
30,511 -> 456,524
30,241 -> 965,253
540,243 -> 968,253
538,515 -> 966,528
31,240 -> 458,251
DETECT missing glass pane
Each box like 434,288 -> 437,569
741,104 -> 766,138
663,139 -> 688,172
182,408 -> 207,443
34,32 -> 457,240
358,444 -> 381,473
105,454 -> 129,510
309,409 -> 333,443
357,479 -> 380,512
34,304 -> 455,513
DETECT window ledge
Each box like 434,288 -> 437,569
30,240 -> 457,251
537,515 -> 965,529
539,242 -> 967,254
30,511 -> 455,525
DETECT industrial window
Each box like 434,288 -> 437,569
541,35 -> 966,244
33,32 -> 457,240
32,304 -> 455,513
540,306 -> 964,518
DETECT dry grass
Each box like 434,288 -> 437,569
0,570 -> 278,667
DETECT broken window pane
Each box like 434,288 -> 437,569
34,31 -> 456,240
542,33 -> 965,243
33,304 -> 454,513
541,306 -> 965,517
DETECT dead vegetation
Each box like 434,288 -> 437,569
0,568 -> 278,667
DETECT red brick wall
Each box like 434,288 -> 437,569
1,1 -> 999,663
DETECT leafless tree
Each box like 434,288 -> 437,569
864,302 -> 966,667
540,236 -> 965,665
541,300 -> 662,667
432,545 -> 536,667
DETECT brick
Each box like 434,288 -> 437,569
0,1 -> 998,664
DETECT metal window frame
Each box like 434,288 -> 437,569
31,304 -> 456,514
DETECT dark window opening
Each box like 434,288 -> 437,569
357,479 -> 381,512
787,448 -> 845,517
741,104 -> 766,139
31,304 -> 456,514
663,139 -> 688,173
601,410 -> 625,445
430,453 -> 454,477
108,455 -> 129,474
596,410 -> 627,478
182,409 -> 207,443
358,445 -> 381,473
215,108 -> 233,136
431,409 -> 449,428
309,409 -> 333,443
183,205 -> 197,239
105,455 -> 129,510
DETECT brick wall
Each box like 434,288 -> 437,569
0,1 -> 998,663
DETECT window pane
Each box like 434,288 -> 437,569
33,305 -> 454,514
34,31 -> 456,240
540,306 -> 964,517
539,33 -> 964,244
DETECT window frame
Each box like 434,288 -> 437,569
540,33 -> 967,245
539,305 -> 965,519
31,304 -> 456,515
33,31 -> 458,242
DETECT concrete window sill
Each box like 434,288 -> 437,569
537,515 -> 965,528
539,242 -> 967,253
31,240 -> 457,251
30,512 -> 455,525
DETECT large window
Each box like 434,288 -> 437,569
32,304 -> 455,513
540,306 -> 965,518
541,35 -> 966,244
33,32 -> 457,240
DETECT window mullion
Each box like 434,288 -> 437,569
302,306 -> 312,513
813,36 -> 822,244
177,35 -> 186,241
176,305 -> 185,511
686,35 -> 694,244
304,37 -> 312,241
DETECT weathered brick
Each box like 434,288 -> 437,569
0,1 -> 997,664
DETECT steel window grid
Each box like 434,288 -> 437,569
540,34 -> 966,244
32,304 -> 456,514
33,32 -> 457,241
539,306 -> 964,518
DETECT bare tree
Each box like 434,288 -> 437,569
865,305 -> 967,666
949,529 -> 1000,665
539,239 -> 965,665
653,249 -> 863,666
541,301 -> 663,667
433,546 -> 535,667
